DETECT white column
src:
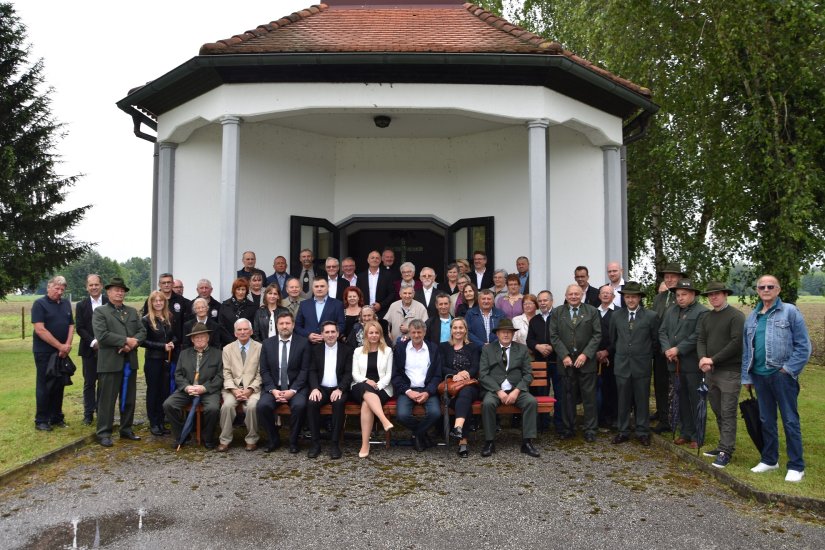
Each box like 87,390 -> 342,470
219,116 -> 241,299
527,119 -> 550,291
156,142 -> 177,276
603,145 -> 623,268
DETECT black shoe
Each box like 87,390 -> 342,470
204,441 -> 217,450
52,421 -> 69,428
99,437 -> 113,447
611,434 -> 630,444
263,440 -> 281,453
651,423 -> 672,434
162,426 -> 171,435
82,416 -> 93,426
521,440 -> 540,458
584,433 -> 596,443
119,431 -> 141,441
557,431 -> 574,440
307,444 -> 321,459
458,444 -> 469,458
330,445 -> 342,460
449,426 -> 463,440
150,425 -> 164,436
481,441 -> 495,457
288,444 -> 300,454
638,435 -> 651,447
413,436 -> 426,452
422,434 -> 435,448
35,422 -> 52,432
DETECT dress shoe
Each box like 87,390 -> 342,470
330,445 -> 342,459
750,462 -> 779,473
35,423 -> 52,432
119,431 -> 141,441
358,449 -> 370,458
245,443 -> 257,452
638,435 -> 651,447
557,431 -> 574,440
383,422 -> 394,433
611,434 -> 630,445
307,444 -> 321,459
584,433 -> 596,443
162,427 -> 171,435
457,444 -> 469,458
263,441 -> 281,453
673,437 -> 689,446
449,426 -> 463,440
481,440 -> 495,457
52,421 -> 69,428
288,444 -> 300,454
204,441 -> 217,450
82,416 -> 93,426
216,443 -> 230,452
422,434 -> 435,448
521,440 -> 540,458
413,436 -> 426,452
651,424 -> 672,434
99,437 -> 113,448
785,469 -> 805,482
150,425 -> 164,436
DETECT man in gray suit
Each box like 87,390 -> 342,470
549,284 -> 602,442
609,282 -> 660,446
479,319 -> 540,458
92,277 -> 146,448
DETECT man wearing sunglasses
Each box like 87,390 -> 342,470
742,275 -> 811,483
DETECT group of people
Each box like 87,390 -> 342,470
30,249 -> 810,478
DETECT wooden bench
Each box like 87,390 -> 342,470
185,362 -> 554,447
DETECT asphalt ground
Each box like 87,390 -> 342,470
2,426 -> 824,549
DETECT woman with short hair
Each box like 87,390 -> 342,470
219,278 -> 257,342
497,273 -> 524,319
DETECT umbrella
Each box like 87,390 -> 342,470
441,376 -> 452,449
694,376 -> 709,455
120,362 -> 132,413
667,357 -> 681,439
739,386 -> 764,452
176,370 -> 200,451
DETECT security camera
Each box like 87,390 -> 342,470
373,115 -> 391,128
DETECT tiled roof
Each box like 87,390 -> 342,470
199,3 -> 649,97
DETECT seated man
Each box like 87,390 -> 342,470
391,319 -> 442,452
479,319 -> 540,458
256,311 -> 311,453
163,322 -> 224,450
218,318 -> 262,452
307,321 -> 353,459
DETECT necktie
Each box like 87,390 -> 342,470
501,347 -> 509,370
240,344 -> 247,364
629,311 -> 635,330
194,351 -> 202,385
280,340 -> 289,389
572,307 -> 579,326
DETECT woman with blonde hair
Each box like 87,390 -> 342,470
439,317 -> 480,458
350,320 -> 394,458
141,290 -> 176,436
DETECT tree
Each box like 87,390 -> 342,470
0,3 -> 89,296
120,256 -> 152,296
485,1 -> 825,301
60,251 -> 122,298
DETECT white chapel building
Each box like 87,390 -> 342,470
117,0 -> 657,299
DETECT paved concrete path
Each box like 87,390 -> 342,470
2,431 -> 823,549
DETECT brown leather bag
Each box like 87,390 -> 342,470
438,376 -> 479,398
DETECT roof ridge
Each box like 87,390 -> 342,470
463,3 -> 562,53
199,3 -> 329,55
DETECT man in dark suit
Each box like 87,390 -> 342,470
323,257 -> 349,302
306,321 -> 352,459
92,277 -> 146,447
609,282 -> 660,446
650,262 -> 686,432
425,293 -> 453,344
595,285 -> 617,429
414,267 -> 440,318
549,284 -> 602,442
479,319 -> 540,457
472,250 -> 493,290
265,256 -> 290,295
381,247 -> 401,282
195,279 -> 222,321
465,289 -> 505,347
292,248 -> 317,295
516,256 -> 530,294
295,277 -> 345,343
356,250 -> 396,317
256,311 -> 311,453
574,266 -> 601,307
526,290 -> 563,434
392,320 -> 442,452
75,274 -> 108,425
237,250 -> 267,281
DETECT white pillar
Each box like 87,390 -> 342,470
527,119 -> 550,290
219,116 -> 241,299
156,142 -> 176,277
603,145 -> 623,268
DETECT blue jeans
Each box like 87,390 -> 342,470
752,371 -> 804,471
395,390 -> 441,437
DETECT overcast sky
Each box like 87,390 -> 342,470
13,0 -> 310,261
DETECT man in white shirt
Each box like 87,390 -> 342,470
340,256 -> 358,287
75,274 -> 107,425
606,261 -> 626,308
414,267 -> 439,318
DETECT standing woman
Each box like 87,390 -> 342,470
455,259 -> 471,277
450,275 -> 471,316
248,272 -> 264,307
443,263 -> 461,295
219,278 -> 257,342
342,286 -> 365,341
253,283 -> 287,342
497,274 -> 525,320
455,283 -> 478,318
512,294 -> 538,345
440,318 -> 480,458
350,320 -> 395,458
490,269 -> 508,302
141,290 -> 176,436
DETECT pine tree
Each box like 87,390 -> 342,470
0,2 -> 89,296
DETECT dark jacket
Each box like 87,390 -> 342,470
259,333 -> 311,394
218,298 -> 257,343
141,314 -> 177,360
392,340 -> 442,396
182,317 -> 229,350
252,306 -> 289,343
75,295 -> 108,358
309,342 -> 353,392
438,341 -> 481,378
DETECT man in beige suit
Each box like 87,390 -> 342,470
218,318 -> 262,452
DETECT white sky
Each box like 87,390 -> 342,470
12,0 -> 311,261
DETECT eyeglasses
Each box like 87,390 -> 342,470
756,285 -> 777,291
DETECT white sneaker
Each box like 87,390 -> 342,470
750,462 -> 779,473
785,470 -> 805,482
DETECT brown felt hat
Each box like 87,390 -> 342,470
492,318 -> 517,333
186,322 -> 212,338
618,281 -> 645,295
104,277 -> 130,292
657,263 -> 687,278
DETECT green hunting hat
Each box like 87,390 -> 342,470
618,281 -> 644,295
492,318 -> 517,333
657,263 -> 687,278
701,281 -> 733,296
104,277 -> 130,292
186,322 -> 212,338
670,278 -> 700,294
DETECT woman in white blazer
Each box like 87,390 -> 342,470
351,320 -> 395,458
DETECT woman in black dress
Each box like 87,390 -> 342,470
350,320 -> 395,458
439,317 -> 481,458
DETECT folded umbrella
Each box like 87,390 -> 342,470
668,358 -> 681,439
120,362 -> 132,413
176,394 -> 200,451
694,376 -> 709,455
739,386 -> 764,452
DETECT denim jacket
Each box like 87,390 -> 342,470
741,298 -> 811,384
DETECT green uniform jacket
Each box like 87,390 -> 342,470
174,346 -> 224,395
479,341 -> 533,394
548,303 -> 601,373
658,300 -> 708,373
652,290 -> 675,318
610,307 -> 660,379
92,303 -> 146,374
